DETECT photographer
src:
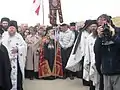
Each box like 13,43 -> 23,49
94,14 -> 120,90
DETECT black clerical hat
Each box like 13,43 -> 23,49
1,17 -> 10,23
9,20 -> 18,30
89,20 -> 97,25
70,22 -> 76,26
83,20 -> 97,29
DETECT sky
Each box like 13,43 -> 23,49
0,0 -> 120,26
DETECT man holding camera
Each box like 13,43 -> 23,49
94,14 -> 120,90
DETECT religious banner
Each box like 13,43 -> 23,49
51,0 -> 59,9
58,0 -> 63,23
49,0 -> 63,25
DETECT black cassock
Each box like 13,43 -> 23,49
0,44 -> 12,90
44,40 -> 55,72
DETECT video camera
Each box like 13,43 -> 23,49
101,24 -> 112,43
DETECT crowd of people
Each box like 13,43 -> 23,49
0,14 -> 120,90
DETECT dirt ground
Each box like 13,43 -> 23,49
24,78 -> 89,90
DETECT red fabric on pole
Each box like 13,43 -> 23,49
35,5 -> 40,15
33,0 -> 40,15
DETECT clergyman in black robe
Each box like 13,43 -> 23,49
0,29 -> 12,90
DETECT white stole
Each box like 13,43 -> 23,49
2,32 -> 27,90
65,31 -> 90,72
83,34 -> 100,87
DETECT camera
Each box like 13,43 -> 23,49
101,24 -> 112,43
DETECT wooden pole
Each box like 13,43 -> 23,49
54,26 -> 57,78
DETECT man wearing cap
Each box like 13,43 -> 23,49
69,22 -> 78,41
1,17 -> 10,32
2,20 -> 27,90
0,29 -> 12,90
69,22 -> 79,78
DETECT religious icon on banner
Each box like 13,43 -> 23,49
52,0 -> 58,7
51,0 -> 59,9
49,0 -> 63,25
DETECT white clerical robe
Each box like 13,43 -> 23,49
83,33 -> 100,89
65,30 -> 90,72
2,32 -> 27,90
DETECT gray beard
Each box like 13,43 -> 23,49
2,27 -> 8,31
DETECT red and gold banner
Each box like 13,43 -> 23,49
49,0 -> 63,25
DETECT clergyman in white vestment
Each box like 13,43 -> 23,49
65,20 -> 92,72
2,20 -> 27,90
83,21 -> 100,90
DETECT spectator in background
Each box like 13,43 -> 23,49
1,17 -> 10,32
24,29 -> 30,39
59,24 -> 75,80
20,24 -> 29,39
69,22 -> 78,42
25,26 -> 40,80
37,26 -> 45,37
